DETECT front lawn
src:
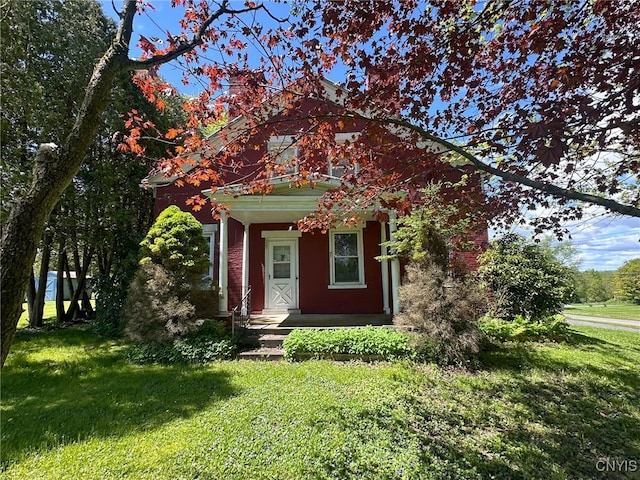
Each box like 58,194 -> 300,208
1,326 -> 638,479
564,302 -> 640,321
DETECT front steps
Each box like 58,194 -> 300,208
235,314 -> 393,361
236,326 -> 292,360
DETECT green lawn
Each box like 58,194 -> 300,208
1,326 -> 639,479
564,302 -> 640,321
17,301 -> 73,328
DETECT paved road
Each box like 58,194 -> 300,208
564,313 -> 640,333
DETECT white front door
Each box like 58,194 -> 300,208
265,239 -> 298,311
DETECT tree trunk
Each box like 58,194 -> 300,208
31,236 -> 52,328
1,0 -> 227,367
56,242 -> 66,324
66,245 -> 94,320
26,270 -> 36,325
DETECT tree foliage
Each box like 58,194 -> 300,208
478,233 -> 575,321
139,206 -> 210,288
614,259 -> 640,305
124,206 -> 210,343
574,270 -> 615,304
119,0 -> 639,235
0,0 -> 276,367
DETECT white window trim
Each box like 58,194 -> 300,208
202,224 -> 218,283
328,228 -> 367,288
267,135 -> 298,174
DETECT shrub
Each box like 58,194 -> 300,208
126,320 -> 237,364
123,262 -> 198,344
479,315 -> 570,342
283,327 -> 415,361
394,261 -> 487,366
124,206 -> 213,344
139,205 -> 210,288
478,233 -> 575,321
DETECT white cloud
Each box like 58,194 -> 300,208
490,206 -> 640,271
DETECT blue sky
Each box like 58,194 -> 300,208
100,1 -> 639,271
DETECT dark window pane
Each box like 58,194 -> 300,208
334,257 -> 359,282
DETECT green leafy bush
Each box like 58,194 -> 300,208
478,233 -> 575,321
139,205 -> 210,287
283,327 -> 414,361
124,262 -> 198,344
124,206 -> 213,344
479,315 -> 570,342
126,320 -> 236,364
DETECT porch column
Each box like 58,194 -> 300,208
389,212 -> 401,314
380,220 -> 390,314
218,211 -> 228,313
242,223 -> 250,298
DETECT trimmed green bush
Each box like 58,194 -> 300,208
283,327 -> 415,361
139,205 -> 210,287
479,315 -> 570,342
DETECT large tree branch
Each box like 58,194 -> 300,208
125,0 -> 275,70
380,116 -> 640,218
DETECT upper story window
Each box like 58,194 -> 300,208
267,133 -> 361,179
327,133 -> 360,179
267,135 -> 298,175
329,228 -> 366,288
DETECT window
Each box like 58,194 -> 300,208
328,133 -> 360,179
202,224 -> 218,284
267,135 -> 298,175
329,229 -> 366,287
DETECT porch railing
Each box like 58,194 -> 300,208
231,286 -> 251,336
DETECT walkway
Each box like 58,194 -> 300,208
564,314 -> 640,333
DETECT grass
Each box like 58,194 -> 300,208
17,301 -> 88,328
2,325 -> 639,479
564,302 -> 640,321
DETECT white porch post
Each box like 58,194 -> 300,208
218,211 -> 229,313
389,212 -> 401,314
380,220 -> 390,314
242,223 -> 250,298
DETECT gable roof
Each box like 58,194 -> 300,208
143,75 -> 449,190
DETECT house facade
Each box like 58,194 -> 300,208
147,78 -> 488,316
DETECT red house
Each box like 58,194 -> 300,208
146,77 -> 487,320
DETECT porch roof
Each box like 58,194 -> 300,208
203,177 -> 380,225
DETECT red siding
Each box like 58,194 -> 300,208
238,222 -> 386,314
299,221 -> 385,314
153,182 -> 216,224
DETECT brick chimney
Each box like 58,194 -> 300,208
227,69 -> 266,119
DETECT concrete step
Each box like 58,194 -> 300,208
241,333 -> 287,348
245,326 -> 295,336
237,347 -> 284,361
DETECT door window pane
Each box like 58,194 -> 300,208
273,245 -> 291,279
273,245 -> 290,262
273,263 -> 290,279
